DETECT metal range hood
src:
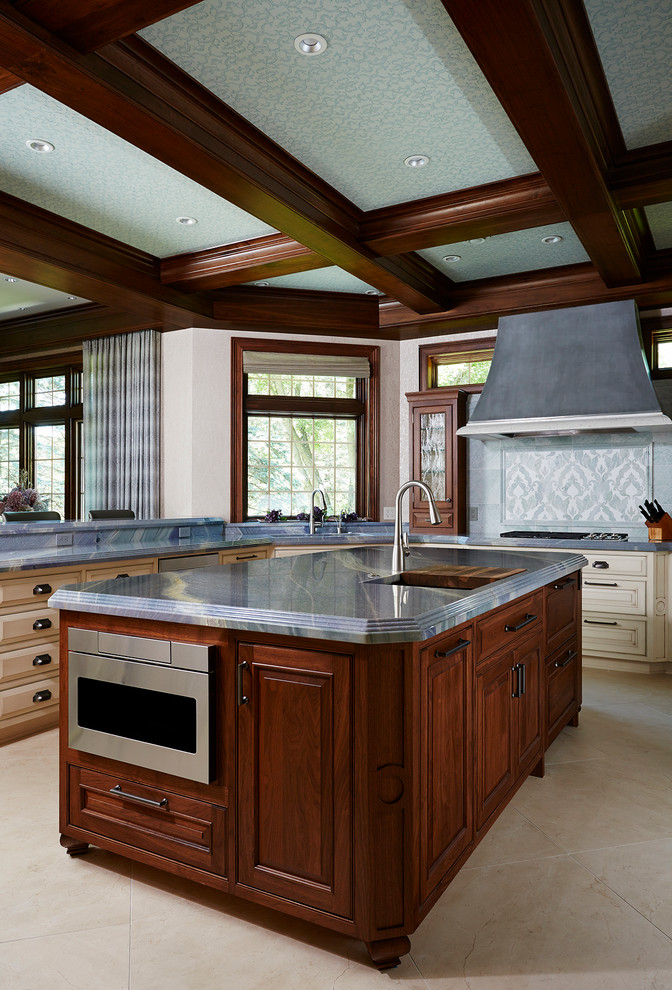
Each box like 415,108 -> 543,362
456,299 -> 672,439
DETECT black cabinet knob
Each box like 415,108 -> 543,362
32,618 -> 52,630
32,653 -> 52,666
33,689 -> 52,703
33,584 -> 52,595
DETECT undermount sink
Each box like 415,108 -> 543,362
373,563 -> 527,591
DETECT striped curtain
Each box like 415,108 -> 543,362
83,330 -> 161,519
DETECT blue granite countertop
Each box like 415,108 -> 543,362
224,522 -> 672,551
49,545 -> 587,645
0,517 -> 272,573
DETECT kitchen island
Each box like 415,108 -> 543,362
52,545 -> 585,969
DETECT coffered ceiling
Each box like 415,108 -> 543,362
0,0 -> 671,356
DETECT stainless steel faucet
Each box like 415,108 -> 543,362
392,480 -> 441,572
309,488 -> 327,535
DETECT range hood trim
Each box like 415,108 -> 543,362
457,410 -> 672,440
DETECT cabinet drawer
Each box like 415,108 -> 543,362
582,614 -> 648,657
68,766 -> 227,877
0,570 -> 81,609
546,639 -> 579,744
84,561 -> 157,582
219,546 -> 271,565
411,508 -> 454,532
0,675 -> 59,721
581,552 -> 649,578
582,578 -> 646,615
476,593 -> 543,663
0,606 -> 59,647
0,640 -> 58,685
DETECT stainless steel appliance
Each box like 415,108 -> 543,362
68,628 -> 215,783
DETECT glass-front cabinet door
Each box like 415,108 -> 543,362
407,388 -> 467,534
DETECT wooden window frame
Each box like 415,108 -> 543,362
0,355 -> 83,519
419,336 -> 496,393
641,316 -> 672,380
231,338 -> 379,522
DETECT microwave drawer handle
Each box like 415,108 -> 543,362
109,784 -> 168,809
505,613 -> 537,632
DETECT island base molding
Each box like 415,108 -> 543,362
57,572 -> 581,969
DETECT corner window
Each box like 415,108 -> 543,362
232,340 -> 379,521
0,360 -> 83,519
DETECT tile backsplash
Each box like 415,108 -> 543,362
466,397 -> 672,536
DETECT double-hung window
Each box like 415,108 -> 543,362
0,360 -> 83,519
232,340 -> 379,521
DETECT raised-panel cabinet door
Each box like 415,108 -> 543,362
476,651 -> 515,831
513,636 -> 542,774
420,630 -> 473,903
236,641 -> 353,919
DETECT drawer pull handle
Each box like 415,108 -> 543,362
237,660 -> 249,706
115,573 -> 130,579
584,581 -> 618,587
32,618 -> 52,630
592,561 -> 609,569
32,689 -> 52,703
553,578 -> 574,590
32,583 -> 52,595
109,784 -> 168,809
32,653 -> 52,666
554,649 -> 578,669
505,613 -> 537,632
235,554 -> 259,561
584,619 -> 618,626
435,637 -> 471,658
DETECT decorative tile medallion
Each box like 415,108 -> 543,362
502,444 -> 651,525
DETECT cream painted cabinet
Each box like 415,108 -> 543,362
580,550 -> 667,672
0,567 -> 80,744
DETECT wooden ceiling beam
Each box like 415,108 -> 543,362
12,0 -> 203,53
441,0 -> 643,287
0,304 -> 165,356
0,190 -> 216,327
361,174 -> 566,255
378,262 -> 672,339
211,287 -> 381,337
609,142 -> 672,210
0,10 -> 452,313
161,235 -> 329,291
0,64 -> 22,92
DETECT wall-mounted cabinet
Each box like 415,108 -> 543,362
406,389 -> 467,536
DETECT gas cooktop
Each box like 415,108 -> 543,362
501,531 -> 628,541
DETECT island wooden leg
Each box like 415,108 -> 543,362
60,833 -> 90,856
365,936 -> 411,970
569,707 -> 581,727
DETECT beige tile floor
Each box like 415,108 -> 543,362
1,667 -> 671,989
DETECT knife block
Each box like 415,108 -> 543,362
646,513 -> 672,542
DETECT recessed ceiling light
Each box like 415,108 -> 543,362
365,289 -> 383,296
176,216 -> 198,225
442,255 -> 461,263
294,33 -> 328,55
541,234 -> 563,244
404,155 -> 429,168
4,276 -> 18,283
255,281 -> 269,287
68,296 -> 77,301
26,139 -> 54,153
469,237 -> 487,245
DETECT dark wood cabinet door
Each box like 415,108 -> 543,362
406,389 -> 467,535
236,641 -> 353,918
420,629 -> 473,902
513,635 -> 543,775
544,573 -> 579,656
475,650 -> 515,831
